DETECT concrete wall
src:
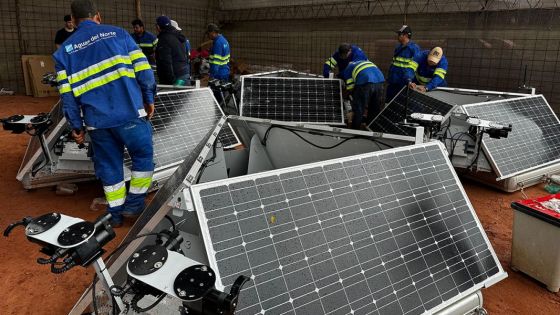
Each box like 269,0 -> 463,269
219,7 -> 560,111
0,0 -> 218,93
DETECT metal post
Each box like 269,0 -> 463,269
14,0 -> 25,54
134,0 -> 142,19
92,258 -> 125,313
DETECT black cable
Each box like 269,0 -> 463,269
91,232 -> 161,315
163,215 -> 176,231
37,248 -> 68,264
31,159 -> 48,177
434,119 -> 451,140
50,260 -> 76,274
195,139 -> 220,184
92,272 -> 99,315
469,133 -> 485,169
112,295 -> 119,315
261,125 -> 393,150
130,292 -> 167,313
447,131 -> 476,159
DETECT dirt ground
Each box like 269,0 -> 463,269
0,95 -> 559,314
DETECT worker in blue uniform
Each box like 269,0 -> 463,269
386,25 -> 421,102
323,43 -> 368,78
207,23 -> 230,81
341,60 -> 385,129
410,47 -> 448,93
54,0 -> 156,228
131,19 -> 158,65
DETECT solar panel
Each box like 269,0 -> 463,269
124,88 -> 241,171
191,142 -> 506,315
462,95 -> 560,180
240,77 -> 344,125
245,70 -> 322,78
369,88 -> 456,136
219,122 -> 242,149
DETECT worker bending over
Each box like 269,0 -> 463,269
386,25 -> 421,102
410,47 -> 448,92
54,0 -> 156,227
342,60 -> 385,129
323,43 -> 368,78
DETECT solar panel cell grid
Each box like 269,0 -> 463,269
191,142 -> 504,315
247,70 -> 322,78
124,89 -> 240,171
463,95 -> 560,180
240,77 -> 344,125
368,89 -> 455,136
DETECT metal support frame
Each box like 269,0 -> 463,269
92,258 -> 125,313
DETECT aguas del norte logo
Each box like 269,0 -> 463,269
65,31 -> 117,54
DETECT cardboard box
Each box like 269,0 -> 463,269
21,55 -> 35,96
22,55 -> 58,97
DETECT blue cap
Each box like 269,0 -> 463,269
156,15 -> 171,28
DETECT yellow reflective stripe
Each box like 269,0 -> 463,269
352,61 -> 377,80
130,171 -> 153,194
325,60 -> 335,68
354,64 -> 376,80
139,43 -> 154,47
392,61 -> 417,70
434,68 -> 447,79
133,61 -> 151,72
73,68 -> 136,97
392,57 -> 417,69
210,54 -> 230,61
346,78 -> 354,85
329,57 -> 337,66
210,60 -> 228,66
129,50 -> 145,61
104,182 -> 126,205
105,186 -> 126,201
56,70 -> 67,82
153,38 -> 158,45
58,83 -> 71,94
68,55 -> 132,85
394,56 -> 413,62
415,73 -> 431,83
130,177 -> 152,188
347,83 -> 355,90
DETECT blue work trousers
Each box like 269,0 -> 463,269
385,83 -> 407,104
352,82 -> 384,129
89,117 -> 154,223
